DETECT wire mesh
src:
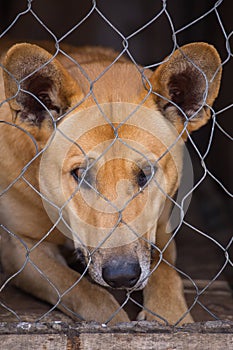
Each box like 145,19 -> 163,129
0,0 -> 232,327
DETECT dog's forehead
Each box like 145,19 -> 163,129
54,102 -> 184,172
68,60 -> 152,104
59,101 -> 182,163
66,125 -> 167,166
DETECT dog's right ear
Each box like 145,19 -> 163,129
149,43 -> 222,135
3,43 -> 82,127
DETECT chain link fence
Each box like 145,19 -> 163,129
0,0 -> 232,327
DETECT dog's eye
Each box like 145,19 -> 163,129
138,166 -> 157,189
71,167 -> 88,183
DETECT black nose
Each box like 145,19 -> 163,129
102,259 -> 141,289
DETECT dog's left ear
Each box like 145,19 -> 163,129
150,43 -> 222,134
3,43 -> 82,127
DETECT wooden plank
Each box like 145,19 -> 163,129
78,333 -> 233,350
1,334 -> 68,350
0,321 -> 233,350
1,331 -> 233,350
183,279 -> 233,293
184,279 -> 233,322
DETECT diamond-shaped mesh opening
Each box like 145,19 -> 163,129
0,0 -> 232,327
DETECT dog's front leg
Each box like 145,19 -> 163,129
1,235 -> 129,324
137,260 -> 193,325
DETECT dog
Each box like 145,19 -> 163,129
0,41 -> 221,325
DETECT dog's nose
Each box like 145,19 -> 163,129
102,259 -> 141,289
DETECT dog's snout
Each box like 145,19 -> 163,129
102,258 -> 141,289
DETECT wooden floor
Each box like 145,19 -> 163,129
0,281 -> 233,350
0,279 -> 232,324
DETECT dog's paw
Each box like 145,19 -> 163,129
136,310 -> 147,321
67,282 -> 130,325
136,310 -> 162,322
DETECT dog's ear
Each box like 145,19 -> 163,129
3,43 -> 82,126
150,43 -> 222,134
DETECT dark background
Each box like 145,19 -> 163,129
0,0 -> 232,283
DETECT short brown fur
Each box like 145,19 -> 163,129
0,42 -> 221,324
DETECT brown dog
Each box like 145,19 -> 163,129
0,42 -> 221,325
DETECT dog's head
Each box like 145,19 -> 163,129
3,42 -> 221,289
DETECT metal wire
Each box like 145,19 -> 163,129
0,0 -> 232,326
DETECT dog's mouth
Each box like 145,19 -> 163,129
66,248 -> 88,275
68,247 -> 151,291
